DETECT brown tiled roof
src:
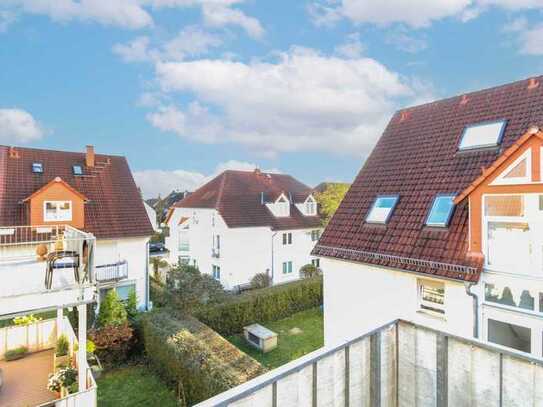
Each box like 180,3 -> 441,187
174,170 -> 321,230
313,75 -> 543,282
0,145 -> 154,239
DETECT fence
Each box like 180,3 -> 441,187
196,319 -> 543,407
0,318 -> 56,359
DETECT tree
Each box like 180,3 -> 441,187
97,290 -> 128,327
166,264 -> 227,312
150,257 -> 169,281
299,264 -> 320,279
315,183 -> 350,226
126,289 -> 138,321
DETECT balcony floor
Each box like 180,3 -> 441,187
0,349 -> 57,407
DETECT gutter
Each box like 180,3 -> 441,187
145,240 -> 150,311
464,282 -> 479,339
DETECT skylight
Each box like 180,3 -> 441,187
458,120 -> 507,150
426,195 -> 455,227
32,162 -> 43,173
366,196 -> 399,224
73,165 -> 83,175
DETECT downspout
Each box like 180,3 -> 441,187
145,240 -> 150,311
271,231 -> 278,284
464,282 -> 479,339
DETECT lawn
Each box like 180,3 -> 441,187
97,365 -> 179,407
227,307 -> 324,369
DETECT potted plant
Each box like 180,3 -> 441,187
47,366 -> 78,398
4,346 -> 28,361
54,334 -> 70,370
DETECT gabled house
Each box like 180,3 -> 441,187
165,169 -> 322,289
313,76 -> 543,357
0,145 -> 154,310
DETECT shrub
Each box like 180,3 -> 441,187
126,289 -> 138,321
89,322 -> 134,366
299,263 -> 320,279
48,367 -> 77,393
165,264 -> 227,313
55,334 -> 70,357
5,346 -> 28,361
250,273 -> 270,289
74,339 -> 96,354
97,290 -> 127,327
195,277 -> 323,336
142,310 -> 265,406
13,314 -> 42,326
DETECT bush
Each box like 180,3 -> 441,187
126,289 -> 138,321
299,264 -> 320,279
89,322 -> 134,366
250,273 -> 270,289
97,290 -> 127,327
195,277 -> 323,336
5,346 -> 28,361
56,334 -> 70,357
165,264 -> 227,313
141,310 -> 265,406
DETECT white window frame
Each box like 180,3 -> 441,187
43,201 -> 72,222
305,196 -> 317,216
458,119 -> 507,151
212,265 -> 221,280
490,149 -> 532,186
282,261 -> 293,274
366,195 -> 399,224
417,279 -> 445,316
282,232 -> 292,245
426,194 -> 456,227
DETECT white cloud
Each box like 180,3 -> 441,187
0,10 -> 17,32
518,25 -> 543,55
148,47 -> 417,157
113,26 -> 223,63
385,30 -> 428,53
310,0 -> 543,28
0,108 -> 44,143
4,0 -> 262,35
334,33 -> 365,58
134,160 -> 280,198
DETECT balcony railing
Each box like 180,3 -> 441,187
212,248 -> 220,258
0,225 -> 96,315
95,260 -> 128,282
196,319 -> 543,407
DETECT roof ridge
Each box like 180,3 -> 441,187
397,74 -> 543,115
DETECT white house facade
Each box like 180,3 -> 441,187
314,76 -> 543,359
165,169 -> 322,290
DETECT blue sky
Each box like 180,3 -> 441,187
1,1 -> 543,198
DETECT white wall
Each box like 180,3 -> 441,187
143,201 -> 159,232
322,257 -> 475,346
165,207 -> 322,290
95,236 -> 149,309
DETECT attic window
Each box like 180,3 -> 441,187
32,162 -> 43,173
426,195 -> 455,227
72,165 -> 83,175
458,120 -> 507,150
366,196 -> 399,224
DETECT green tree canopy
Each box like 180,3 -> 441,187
97,290 -> 128,327
315,183 -> 350,226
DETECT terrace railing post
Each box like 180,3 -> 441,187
370,331 -> 381,407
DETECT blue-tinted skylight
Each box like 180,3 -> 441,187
426,195 -> 456,227
73,165 -> 83,175
366,196 -> 399,224
32,162 -> 43,173
458,120 -> 507,150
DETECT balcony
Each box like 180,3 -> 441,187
196,319 -> 543,407
95,260 -> 128,283
0,225 -> 96,316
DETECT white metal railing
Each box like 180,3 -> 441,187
0,318 -> 56,359
212,248 -> 220,258
95,260 -> 128,282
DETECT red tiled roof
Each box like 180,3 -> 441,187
313,76 -> 543,282
0,145 -> 154,239
174,170 -> 321,230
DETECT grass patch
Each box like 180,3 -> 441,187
227,307 -> 324,369
97,364 -> 179,407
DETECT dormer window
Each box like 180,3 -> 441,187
366,195 -> 399,224
276,196 -> 290,217
44,201 -> 72,222
458,120 -> 507,150
305,196 -> 317,216
32,162 -> 43,173
426,195 -> 455,227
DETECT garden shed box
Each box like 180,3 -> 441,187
243,324 -> 277,353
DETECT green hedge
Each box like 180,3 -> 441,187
195,277 -> 323,336
141,309 -> 265,406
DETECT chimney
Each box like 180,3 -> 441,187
528,78 -> 540,90
86,145 -> 95,168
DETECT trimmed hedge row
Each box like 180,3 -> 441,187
194,276 -> 323,336
141,309 -> 265,406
